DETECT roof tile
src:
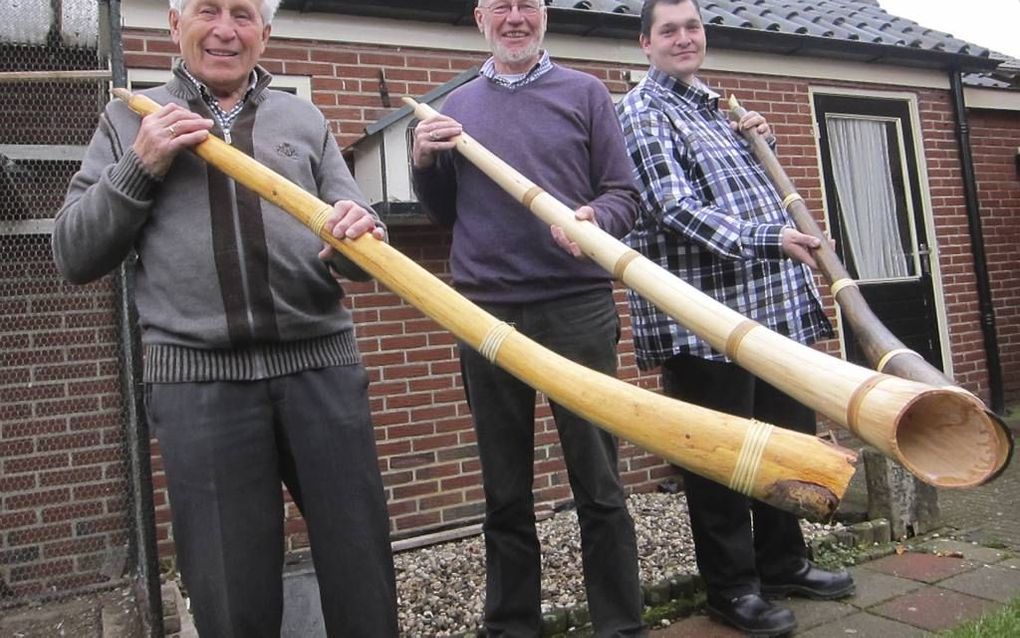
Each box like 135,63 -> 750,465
545,0 -> 990,57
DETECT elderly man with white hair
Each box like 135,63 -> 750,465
54,1 -> 398,635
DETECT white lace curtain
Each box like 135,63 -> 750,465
826,116 -> 911,280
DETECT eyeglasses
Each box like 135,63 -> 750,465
482,2 -> 543,17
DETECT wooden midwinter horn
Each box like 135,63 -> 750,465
112,89 -> 857,521
727,95 -> 1012,483
402,97 -> 1008,489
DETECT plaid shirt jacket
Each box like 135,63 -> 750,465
617,67 -> 831,370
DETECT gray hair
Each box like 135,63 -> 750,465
168,0 -> 281,25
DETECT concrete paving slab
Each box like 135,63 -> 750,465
870,586 -> 999,632
650,613 -> 744,637
862,551 -> 977,583
938,564 -> 1020,603
796,611 -> 927,638
846,566 -> 924,608
775,598 -> 856,631
915,538 -> 1012,564
281,563 -> 326,638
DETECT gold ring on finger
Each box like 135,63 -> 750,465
429,130 -> 438,141
166,124 -> 177,138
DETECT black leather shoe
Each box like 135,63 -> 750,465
761,561 -> 856,600
706,593 -> 797,636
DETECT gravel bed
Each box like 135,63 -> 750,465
394,491 -> 843,636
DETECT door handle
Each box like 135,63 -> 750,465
918,243 -> 931,276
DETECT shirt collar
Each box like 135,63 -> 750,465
179,63 -> 259,110
480,50 -> 553,89
644,65 -> 720,108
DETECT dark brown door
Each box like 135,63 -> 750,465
813,93 -> 944,371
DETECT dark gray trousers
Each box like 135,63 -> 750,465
460,289 -> 645,637
662,354 -> 810,600
146,365 -> 398,637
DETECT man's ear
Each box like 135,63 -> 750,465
260,23 -> 272,52
474,8 -> 485,33
639,33 -> 652,56
169,10 -> 181,45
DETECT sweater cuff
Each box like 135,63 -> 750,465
740,223 -> 786,260
108,148 -> 161,201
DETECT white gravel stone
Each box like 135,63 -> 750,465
393,491 -> 844,636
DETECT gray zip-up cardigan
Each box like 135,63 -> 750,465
54,65 -> 382,383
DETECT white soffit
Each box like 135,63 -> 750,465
964,88 -> 1020,112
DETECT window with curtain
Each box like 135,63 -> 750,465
825,115 -> 916,280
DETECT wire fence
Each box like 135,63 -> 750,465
1,1 -> 160,633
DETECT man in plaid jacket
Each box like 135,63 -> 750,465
618,1 -> 855,635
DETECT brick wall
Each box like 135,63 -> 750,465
969,109 -> 1020,405
914,90 -> 995,399
0,240 -> 133,599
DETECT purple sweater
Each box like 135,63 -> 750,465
413,64 -> 638,304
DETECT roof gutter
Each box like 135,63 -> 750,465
948,70 -> 1005,414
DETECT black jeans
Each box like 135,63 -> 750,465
662,354 -> 811,600
146,365 -> 398,637
460,289 -> 645,637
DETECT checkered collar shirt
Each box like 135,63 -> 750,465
617,66 -> 831,369
479,50 -> 553,89
179,63 -> 258,137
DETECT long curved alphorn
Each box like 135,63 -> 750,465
402,97 -> 1008,488
727,95 -> 1012,480
112,89 -> 856,521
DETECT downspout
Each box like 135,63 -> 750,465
948,70 -> 1005,414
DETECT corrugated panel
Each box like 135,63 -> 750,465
0,0 -> 52,46
61,0 -> 99,48
0,0 -> 98,48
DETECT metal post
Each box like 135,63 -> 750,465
103,0 -> 166,635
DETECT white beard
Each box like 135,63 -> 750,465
490,38 -> 541,66
483,20 -> 547,69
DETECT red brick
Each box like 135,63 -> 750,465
42,502 -> 104,524
4,452 -> 71,474
7,523 -> 73,547
0,475 -> 38,493
11,558 -> 75,582
0,510 -> 38,530
39,466 -> 105,487
6,488 -> 71,511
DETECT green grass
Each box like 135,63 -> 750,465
939,596 -> 1020,637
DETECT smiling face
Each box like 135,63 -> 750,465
170,0 -> 271,102
640,0 -> 706,85
474,1 -> 548,75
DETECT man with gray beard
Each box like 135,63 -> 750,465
411,1 -> 645,635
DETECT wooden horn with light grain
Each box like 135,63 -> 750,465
726,95 -> 1012,483
112,89 -> 856,521
402,96 -> 1008,489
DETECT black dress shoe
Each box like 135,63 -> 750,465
761,561 -> 856,600
706,593 -> 797,636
